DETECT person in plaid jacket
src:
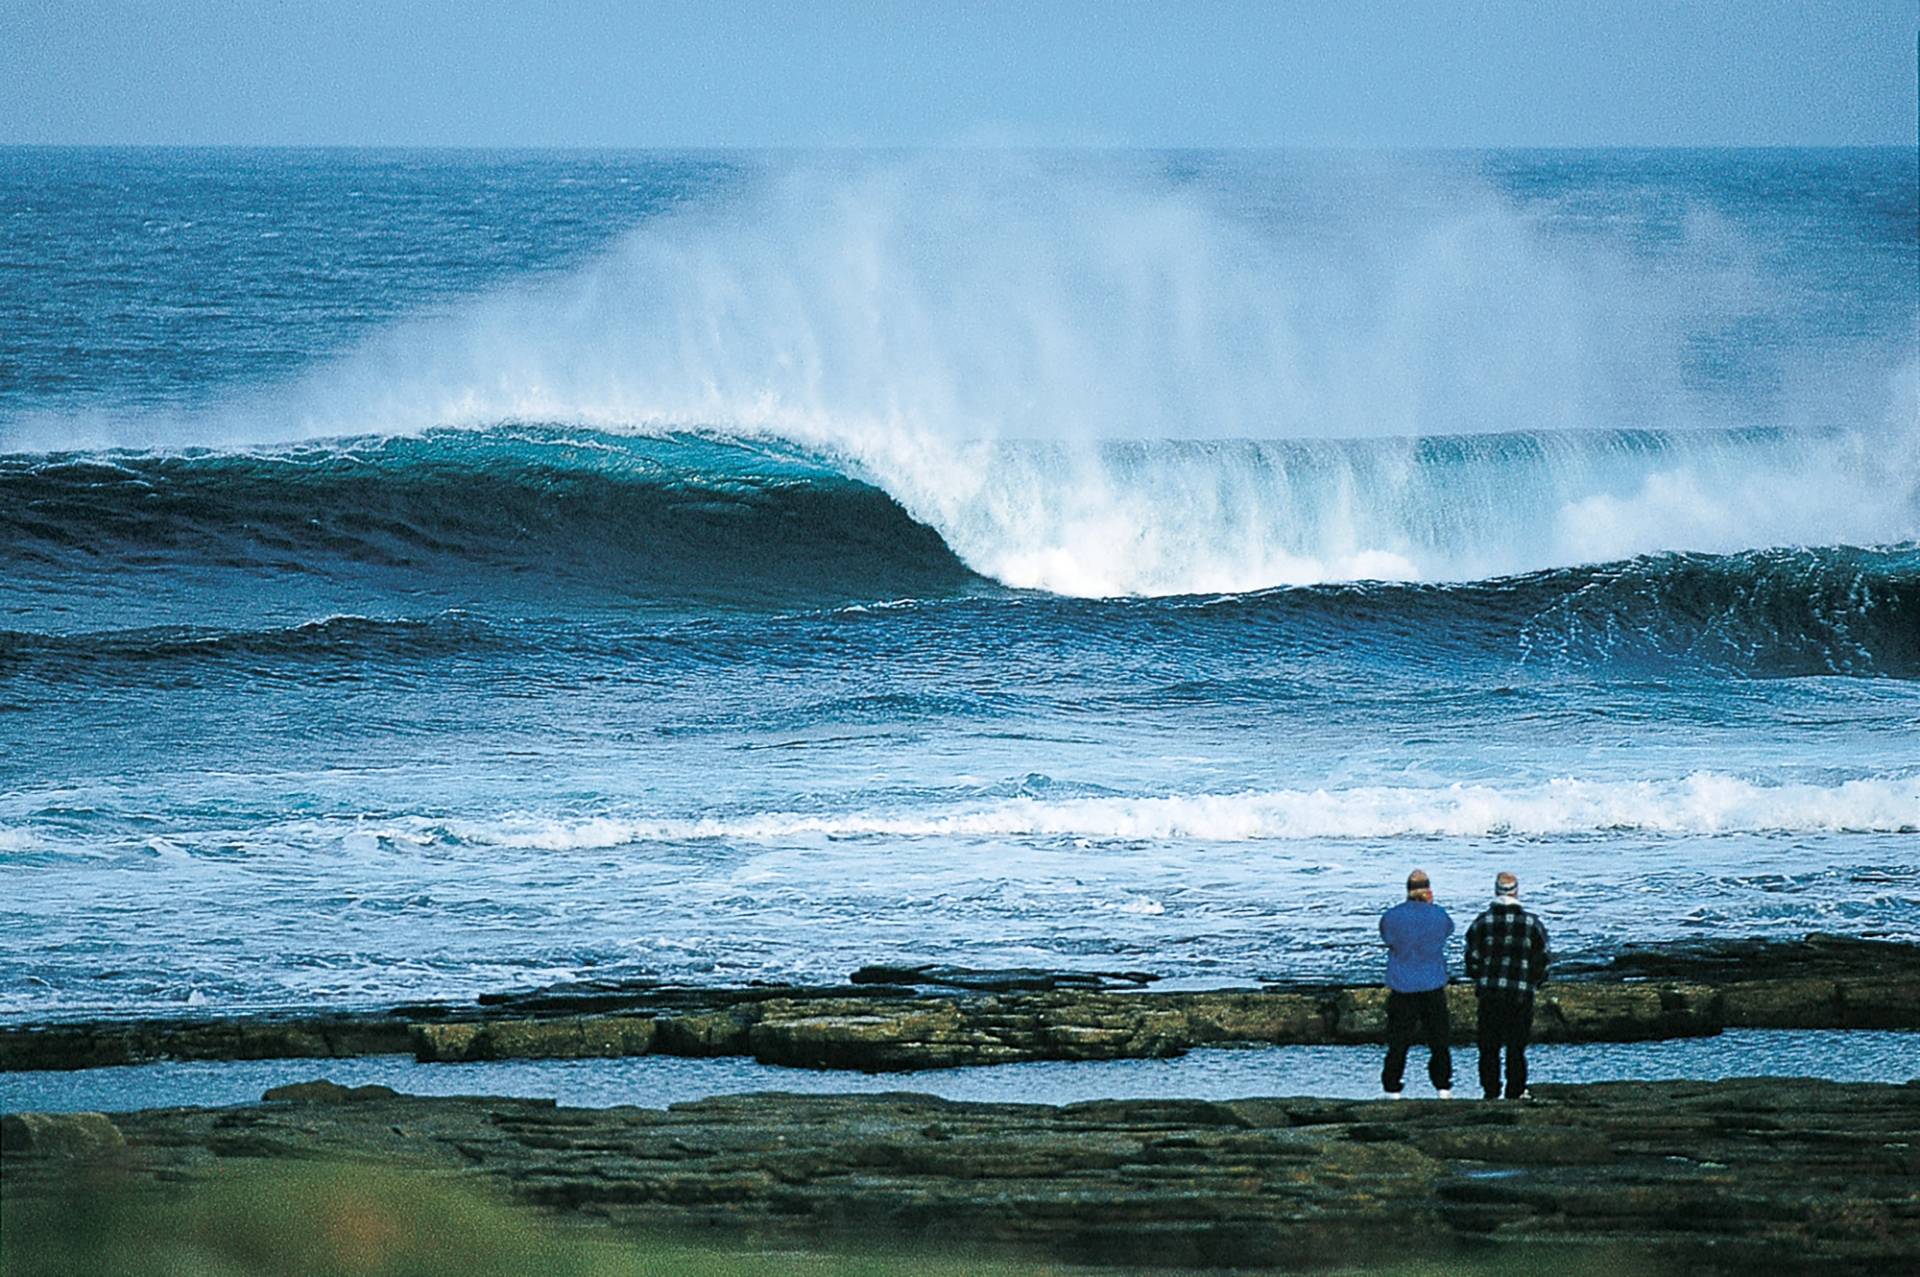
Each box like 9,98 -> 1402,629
1464,872 -> 1551,1100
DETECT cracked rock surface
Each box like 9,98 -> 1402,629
6,935 -> 1916,1073
6,1078 -> 1919,1272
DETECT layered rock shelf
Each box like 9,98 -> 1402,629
4,934 -> 1916,1074
6,1078 -> 1919,1271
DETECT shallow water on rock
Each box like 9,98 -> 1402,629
3,1029 -> 1913,1115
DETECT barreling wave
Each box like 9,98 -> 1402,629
411,773 -> 1920,846
0,429 -> 976,606
9,152 -> 1912,600
6,150 -> 1916,599
4,423 -> 1915,591
2,426 -> 1917,678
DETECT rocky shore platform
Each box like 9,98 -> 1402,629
6,1077 -> 1919,1272
4,934 -> 1915,1075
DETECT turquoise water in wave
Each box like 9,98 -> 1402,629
1,148 -> 1916,1021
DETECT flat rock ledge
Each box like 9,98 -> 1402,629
6,1079 -> 1918,1272
5,935 -> 1916,1073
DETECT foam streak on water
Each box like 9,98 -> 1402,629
424,775 -> 1920,847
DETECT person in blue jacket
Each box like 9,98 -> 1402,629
1378,867 -> 1454,1099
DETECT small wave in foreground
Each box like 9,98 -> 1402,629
384,774 -> 1920,848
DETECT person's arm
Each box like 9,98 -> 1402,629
1464,917 -> 1483,979
1528,917 -> 1551,985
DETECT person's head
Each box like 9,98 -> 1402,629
1405,868 -> 1432,903
1494,871 -> 1519,899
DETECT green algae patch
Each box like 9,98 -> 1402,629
0,1163 -> 1078,1277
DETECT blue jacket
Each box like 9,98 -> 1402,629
1379,899 -> 1454,993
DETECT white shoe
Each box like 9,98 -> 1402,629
1436,1089 -> 1453,1100
1384,1090 -> 1404,1100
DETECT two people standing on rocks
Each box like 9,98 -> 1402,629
1378,868 -> 1551,1101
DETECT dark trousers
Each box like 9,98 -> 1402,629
1476,992 -> 1534,1099
1381,988 -> 1452,1093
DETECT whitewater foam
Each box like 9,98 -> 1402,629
424,775 -> 1920,849
8,154 -> 1914,596
269,156 -> 1920,594
906,428 -> 1915,594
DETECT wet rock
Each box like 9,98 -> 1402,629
1535,983 -> 1719,1042
468,980 -> 917,1018
1327,985 -> 1480,1042
744,995 -> 1192,1069
411,1016 -> 656,1062
1565,933 -> 1920,983
7,935 -> 1920,1073
1838,977 -> 1920,1029
473,977 -> 662,1013
1178,991 -> 1332,1044
749,1000 -> 973,1069
1,1111 -> 124,1159
9,1079 -> 1917,1272
848,964 -> 1157,992
1329,985 -> 1391,1041
0,1017 -> 412,1072
262,1080 -> 400,1103
1720,977 -> 1842,1027
410,1022 -> 482,1061
1328,982 -> 1724,1046
1410,1124 -> 1613,1165
652,1010 -> 752,1057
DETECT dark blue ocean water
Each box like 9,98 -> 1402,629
1,148 -> 1916,1022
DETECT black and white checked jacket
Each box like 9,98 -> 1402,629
1464,900 -> 1551,999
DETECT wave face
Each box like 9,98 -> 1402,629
2,427 -> 1916,679
5,549 -> 1919,684
0,430 -> 975,608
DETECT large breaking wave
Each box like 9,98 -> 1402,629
4,423 -> 1914,588
5,153 -> 1913,597
2,427 -> 1916,678
0,430 -> 969,605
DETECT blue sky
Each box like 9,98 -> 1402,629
2,1 -> 1914,147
